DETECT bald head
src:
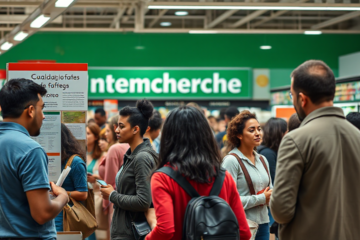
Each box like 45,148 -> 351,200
291,60 -> 335,104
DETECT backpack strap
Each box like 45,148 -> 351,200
259,155 -> 271,187
65,154 -> 78,169
209,168 -> 226,196
156,167 -> 200,198
229,153 -> 256,195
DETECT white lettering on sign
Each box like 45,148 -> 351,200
90,72 -> 242,94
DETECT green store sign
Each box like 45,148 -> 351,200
88,68 -> 252,99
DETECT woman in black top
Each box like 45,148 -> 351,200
100,99 -> 157,240
257,117 -> 287,231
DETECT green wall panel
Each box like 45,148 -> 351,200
0,32 -> 359,89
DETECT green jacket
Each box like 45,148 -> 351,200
270,107 -> 360,240
110,139 -> 157,240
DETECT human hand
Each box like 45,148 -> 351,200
263,187 -> 273,205
100,184 -> 115,201
87,174 -> 97,183
50,182 -> 69,202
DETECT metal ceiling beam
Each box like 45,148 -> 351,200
231,10 -> 267,28
311,11 -> 360,29
148,9 -> 168,28
110,7 -> 127,28
206,10 -> 237,29
252,0 -> 310,28
147,2 -> 360,9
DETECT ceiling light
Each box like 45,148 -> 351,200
260,45 -> 272,50
55,0 -> 74,8
148,5 -> 360,11
30,14 -> 51,28
175,11 -> 188,16
189,30 -> 218,34
304,30 -> 322,35
160,22 -> 172,27
135,46 -> 145,50
1,42 -> 13,51
14,31 -> 29,41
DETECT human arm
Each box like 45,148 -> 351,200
270,135 -> 304,224
146,173 -> 175,240
222,155 -> 266,210
67,158 -> 88,202
226,172 -> 252,240
109,152 -> 153,212
102,145 -> 127,209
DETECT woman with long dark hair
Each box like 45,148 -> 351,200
222,110 -> 273,240
145,106 -> 251,240
257,118 -> 287,184
55,124 -> 88,231
100,99 -> 157,240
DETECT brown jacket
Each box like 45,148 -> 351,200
270,107 -> 360,240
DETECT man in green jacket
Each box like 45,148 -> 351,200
270,60 -> 360,240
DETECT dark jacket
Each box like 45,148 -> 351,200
257,145 -> 277,184
110,139 -> 156,240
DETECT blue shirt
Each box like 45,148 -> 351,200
0,122 -> 56,239
55,156 -> 87,231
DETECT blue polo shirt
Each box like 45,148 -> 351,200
0,122 -> 56,239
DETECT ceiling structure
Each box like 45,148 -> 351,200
0,0 -> 359,53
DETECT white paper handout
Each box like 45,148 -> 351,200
56,167 -> 71,187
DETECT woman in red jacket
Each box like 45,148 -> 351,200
146,106 -> 251,240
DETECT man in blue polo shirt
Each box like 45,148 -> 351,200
0,79 -> 69,239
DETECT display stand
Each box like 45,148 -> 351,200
57,231 -> 83,240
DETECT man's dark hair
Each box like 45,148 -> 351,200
288,113 -> 301,132
346,112 -> 360,130
119,99 -> 154,136
149,110 -> 163,131
219,108 -> 227,120
291,60 -> 335,104
0,78 -> 47,118
95,108 -> 106,116
225,107 -> 240,120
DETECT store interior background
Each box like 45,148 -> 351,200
1,32 -> 360,123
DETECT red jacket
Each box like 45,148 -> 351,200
146,170 -> 251,240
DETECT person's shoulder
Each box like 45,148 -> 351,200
109,143 -> 129,153
72,156 -> 86,164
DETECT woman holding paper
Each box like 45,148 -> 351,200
55,124 -> 88,231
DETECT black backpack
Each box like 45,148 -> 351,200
156,167 -> 240,240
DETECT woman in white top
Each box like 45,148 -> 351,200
222,110 -> 273,240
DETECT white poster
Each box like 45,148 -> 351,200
253,69 -> 270,100
32,112 -> 61,182
65,123 -> 86,140
7,71 -> 88,111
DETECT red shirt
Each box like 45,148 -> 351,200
146,170 -> 251,240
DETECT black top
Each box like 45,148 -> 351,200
257,145 -> 277,184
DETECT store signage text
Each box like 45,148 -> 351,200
88,68 -> 251,99
91,73 -> 242,94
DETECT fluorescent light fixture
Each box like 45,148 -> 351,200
55,0 -> 74,8
304,30 -> 322,35
148,5 -> 360,11
189,30 -> 218,34
160,22 -> 172,27
175,11 -> 188,16
14,31 -> 29,41
1,42 -> 13,51
135,46 -> 145,50
260,45 -> 272,50
30,14 -> 50,28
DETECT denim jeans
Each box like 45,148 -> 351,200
255,223 -> 270,240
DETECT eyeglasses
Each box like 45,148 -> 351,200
24,104 -> 32,109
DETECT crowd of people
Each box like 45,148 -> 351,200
1,59 -> 360,240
